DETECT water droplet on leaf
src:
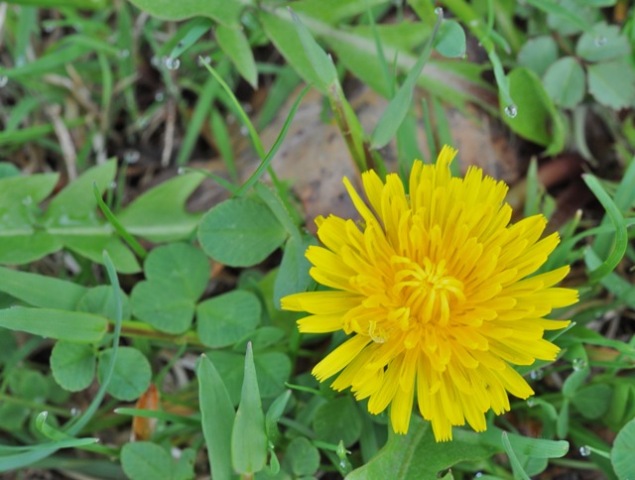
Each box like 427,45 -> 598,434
529,369 -> 543,380
526,397 -> 536,407
504,104 -> 518,118
579,445 -> 591,457
118,49 -> 130,59
594,36 -> 607,47
572,358 -> 587,371
434,7 -> 443,16
123,150 -> 140,164
0,76 -> 8,88
164,56 -> 180,70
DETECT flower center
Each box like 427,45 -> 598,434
391,256 -> 465,327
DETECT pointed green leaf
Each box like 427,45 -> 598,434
232,343 -> 267,475
216,24 -> 258,88
197,354 -> 235,480
0,307 -> 107,343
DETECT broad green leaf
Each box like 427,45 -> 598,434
258,10 -> 326,88
144,243 -> 210,300
197,355 -> 235,480
44,160 -> 116,224
232,343 -> 267,475
518,36 -> 558,77
0,266 -> 87,310
0,173 -> 58,222
198,197 -> 287,267
197,290 -> 261,348
576,22 -> 631,62
611,418 -> 635,480
216,24 -> 258,88
289,9 -> 338,91
543,57 -> 585,108
502,67 -> 564,153
346,417 -> 500,480
0,307 -> 107,343
571,384 -> 612,419
119,172 -> 205,242
50,341 -> 96,392
0,163 -> 20,178
587,60 -> 635,110
285,437 -> 320,476
97,347 -> 152,401
131,282 -> 195,334
59,235 -> 141,274
126,0 -> 243,24
77,285 -> 131,322
273,235 -> 317,308
313,396 -> 362,448
434,20 -> 466,58
121,442 -> 175,480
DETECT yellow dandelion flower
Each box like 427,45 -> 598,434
282,146 -> 578,442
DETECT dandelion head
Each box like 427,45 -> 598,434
282,146 -> 578,442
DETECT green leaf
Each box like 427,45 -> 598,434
571,384 -> 612,419
0,307 -> 107,343
587,60 -> 635,110
50,341 -> 96,392
216,24 -> 258,88
119,172 -> 205,242
285,437 -> 320,476
197,354 -> 235,480
273,234 -> 316,308
434,20 -> 466,58
198,197 -> 287,267
77,285 -> 131,322
121,442 -> 174,480
371,15 -> 441,149
502,67 -> 564,153
313,396 -> 362,448
576,22 -> 631,62
126,0 -> 243,24
517,36 -> 558,77
131,282 -> 195,334
97,347 -> 152,401
543,57 -> 585,108
0,266 -> 87,310
208,351 -> 292,405
60,235 -> 141,274
232,343 -> 268,475
197,290 -> 261,348
612,418 -> 635,480
346,417 -> 500,479
258,10 -> 328,89
144,243 -> 210,300
0,163 -> 20,178
265,390 -> 291,445
44,160 -> 116,224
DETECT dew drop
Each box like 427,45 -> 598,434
154,91 -> 165,102
529,369 -> 543,380
504,104 -> 518,118
70,407 -> 81,416
434,7 -> 444,16
123,149 -> 140,164
150,55 -> 161,67
108,181 -> 117,190
197,55 -> 211,67
239,126 -> 249,136
177,167 -> 186,175
579,445 -> 591,457
474,473 -> 484,479
339,460 -> 347,469
572,358 -> 587,371
526,397 -> 536,407
164,56 -> 181,70
0,76 -> 8,88
118,49 -> 130,59
43,23 -> 55,33
594,36 -> 607,47
469,19 -> 479,27
22,196 -> 33,206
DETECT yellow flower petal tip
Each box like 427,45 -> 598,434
281,145 -> 578,442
